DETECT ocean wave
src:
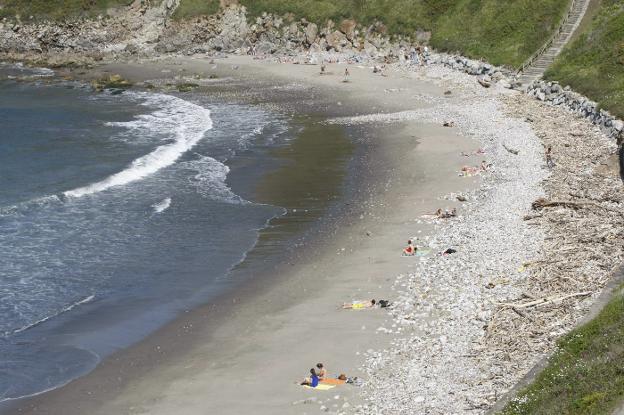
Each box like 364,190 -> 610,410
3,295 -> 95,337
64,93 -> 213,198
152,197 -> 172,213
183,156 -> 247,204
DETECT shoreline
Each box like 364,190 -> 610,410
6,57 -> 480,414
4,53 -> 622,415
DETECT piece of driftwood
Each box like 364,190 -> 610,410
503,144 -> 519,155
477,78 -> 491,88
532,198 -> 624,215
497,292 -> 592,309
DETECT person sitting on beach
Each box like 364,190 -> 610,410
316,363 -> 327,380
480,160 -> 492,171
301,368 -> 319,387
403,240 -> 416,256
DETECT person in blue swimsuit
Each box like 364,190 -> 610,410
301,368 -> 319,387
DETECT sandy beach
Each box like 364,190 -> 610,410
8,53 -> 622,415
6,56 -> 480,414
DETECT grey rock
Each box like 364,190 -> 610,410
304,23 -> 317,45
326,30 -> 348,51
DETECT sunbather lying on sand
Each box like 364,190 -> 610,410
301,368 -> 319,387
460,148 -> 486,157
436,208 -> 457,219
403,239 -> 417,256
461,166 -> 480,175
440,248 -> 457,255
342,299 -> 390,309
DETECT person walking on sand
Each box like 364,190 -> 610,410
343,68 -> 350,83
546,146 -> 554,168
301,368 -> 319,387
320,61 -> 326,75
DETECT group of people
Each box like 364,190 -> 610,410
460,160 -> 491,176
402,45 -> 429,66
301,363 -> 328,387
318,61 -> 351,83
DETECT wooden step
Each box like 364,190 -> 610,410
519,0 -> 588,77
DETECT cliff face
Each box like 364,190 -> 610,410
0,0 -> 182,64
0,0 -> 570,68
0,3 -> 416,66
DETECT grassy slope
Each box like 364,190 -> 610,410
0,0 -> 133,20
174,0 -> 570,67
500,283 -> 624,415
545,0 -> 624,119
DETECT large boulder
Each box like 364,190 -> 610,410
325,30 -> 348,51
339,19 -> 356,40
304,23 -> 318,45
216,5 -> 249,51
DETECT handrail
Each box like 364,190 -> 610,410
517,0 -> 577,74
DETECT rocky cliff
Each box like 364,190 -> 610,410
0,1 -> 429,66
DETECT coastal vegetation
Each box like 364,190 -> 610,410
0,0 -> 132,20
545,0 -> 624,118
174,0 -> 570,67
500,282 -> 624,415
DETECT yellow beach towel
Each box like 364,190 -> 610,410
303,384 -> 336,390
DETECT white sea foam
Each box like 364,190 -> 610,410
152,197 -> 171,213
4,295 -> 95,337
183,156 -> 246,204
64,93 -> 213,198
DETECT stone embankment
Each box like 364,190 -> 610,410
527,80 -> 624,143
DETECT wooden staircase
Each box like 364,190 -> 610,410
516,0 -> 590,88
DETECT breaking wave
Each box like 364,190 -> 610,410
64,93 -> 213,198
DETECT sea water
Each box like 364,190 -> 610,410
0,66 -> 290,402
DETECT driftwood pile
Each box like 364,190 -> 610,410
484,94 -> 624,386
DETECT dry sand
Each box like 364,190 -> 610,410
10,56 -> 486,414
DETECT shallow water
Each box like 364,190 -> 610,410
0,67 -> 295,402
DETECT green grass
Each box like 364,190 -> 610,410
0,0 -> 133,20
545,0 -> 624,119
173,0 -> 571,68
500,283 -> 624,415
173,0 -> 220,19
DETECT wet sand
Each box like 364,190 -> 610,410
9,56 -> 481,414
